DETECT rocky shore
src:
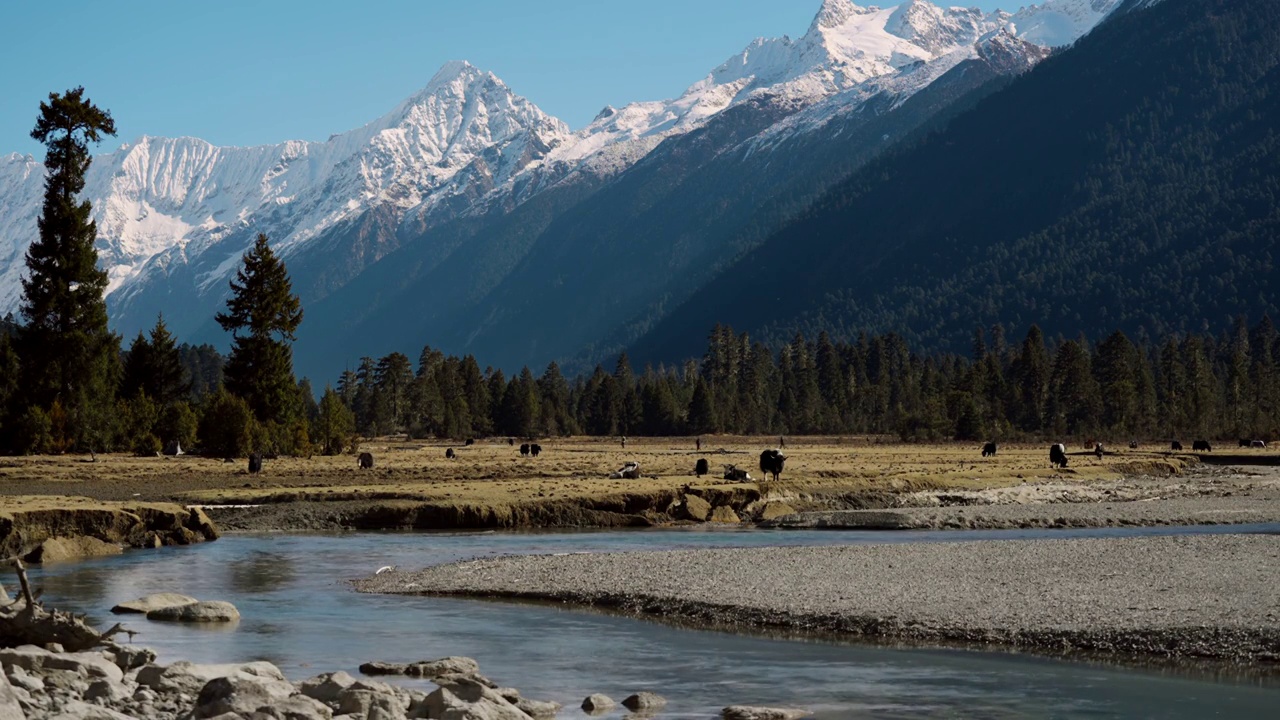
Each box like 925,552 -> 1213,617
0,497 -> 219,563
357,533 -> 1280,665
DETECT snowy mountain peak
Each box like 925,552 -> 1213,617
810,0 -> 877,33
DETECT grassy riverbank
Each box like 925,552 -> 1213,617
0,436 -> 1214,534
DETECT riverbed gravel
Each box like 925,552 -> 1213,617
357,533 -> 1280,663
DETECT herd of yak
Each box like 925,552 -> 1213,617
241,434 -> 1270,477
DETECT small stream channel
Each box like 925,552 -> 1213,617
26,524 -> 1280,719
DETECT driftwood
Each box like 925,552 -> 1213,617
1,557 -> 129,651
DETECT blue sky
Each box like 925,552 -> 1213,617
0,0 -> 1008,155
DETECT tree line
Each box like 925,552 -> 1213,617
2,88 -> 1278,458
332,319 -> 1280,444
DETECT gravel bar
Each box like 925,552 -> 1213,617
357,534 -> 1280,663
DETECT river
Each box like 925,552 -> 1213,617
26,524 -> 1280,719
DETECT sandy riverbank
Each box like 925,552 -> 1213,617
357,533 -> 1280,665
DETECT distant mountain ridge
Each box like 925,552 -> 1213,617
0,0 -> 1122,377
628,0 -> 1279,366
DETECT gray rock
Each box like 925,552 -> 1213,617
46,699 -> 138,719
147,600 -> 241,623
84,678 -> 129,704
403,656 -> 480,679
581,693 -> 614,714
0,645 -> 124,682
336,688 -> 405,720
357,661 -> 407,676
422,680 -> 531,720
112,592 -> 200,614
254,694 -> 334,720
622,692 -> 666,711
194,675 -> 295,718
0,670 -> 23,720
722,706 -> 810,720
514,697 -> 561,718
5,665 -> 44,693
137,660 -> 287,696
298,671 -> 357,703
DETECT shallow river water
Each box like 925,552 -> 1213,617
26,524 -> 1280,719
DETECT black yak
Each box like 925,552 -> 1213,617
610,462 -> 641,479
465,438 -> 475,446
1171,441 -> 1183,451
520,443 -> 530,456
759,449 -> 786,482
248,453 -> 263,473
530,443 -> 542,457
1094,443 -> 1105,459
1049,444 -> 1068,468
445,448 -> 455,459
981,442 -> 997,457
1129,441 -> 1138,449
1252,440 -> 1268,449
723,464 -> 752,481
1240,439 -> 1252,448
1192,440 -> 1212,452
695,458 -> 709,477
358,452 -> 374,469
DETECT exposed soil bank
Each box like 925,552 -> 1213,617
0,497 -> 219,561
357,534 -> 1280,665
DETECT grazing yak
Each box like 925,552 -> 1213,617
1253,440 -> 1268,449
1171,441 -> 1183,451
248,453 -> 263,474
358,452 -> 374,469
445,448 -> 455,459
723,464 -> 753,481
1049,444 -> 1068,468
1094,443 -> 1105,459
1192,440 -> 1212,452
1240,439 -> 1252,448
519,443 -> 530,456
981,442 -> 997,457
1129,441 -> 1139,449
530,443 -> 542,457
465,438 -> 475,446
759,449 -> 786,482
610,462 -> 641,480
694,458 -> 710,477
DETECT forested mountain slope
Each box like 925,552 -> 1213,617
631,0 -> 1280,365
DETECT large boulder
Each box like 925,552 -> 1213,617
255,694 -> 334,720
581,693 -> 615,714
622,691 -> 666,711
298,670 -> 358,703
193,674 -> 295,718
722,706 -> 811,720
22,535 -> 123,564
0,670 -> 22,720
146,600 -> 240,623
404,656 -> 481,679
423,677 -> 531,720
358,661 -> 408,676
137,660 -> 286,696
709,506 -> 741,524
111,592 -> 200,614
0,645 -> 124,683
336,685 -> 406,719
681,494 -> 712,522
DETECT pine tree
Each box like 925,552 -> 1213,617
18,87 -> 120,454
314,385 -> 356,455
122,315 -> 188,405
215,233 -> 303,426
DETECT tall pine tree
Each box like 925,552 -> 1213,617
215,233 -> 303,426
19,88 -> 120,454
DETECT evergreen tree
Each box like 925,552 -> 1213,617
215,233 -> 303,426
18,87 -> 120,454
122,315 -> 188,405
314,385 -> 356,455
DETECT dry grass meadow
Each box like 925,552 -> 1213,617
0,436 -> 1200,514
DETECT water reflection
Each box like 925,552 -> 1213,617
228,551 -> 296,593
25,526 -> 1280,719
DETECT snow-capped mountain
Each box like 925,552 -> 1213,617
0,0 -> 1125,353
